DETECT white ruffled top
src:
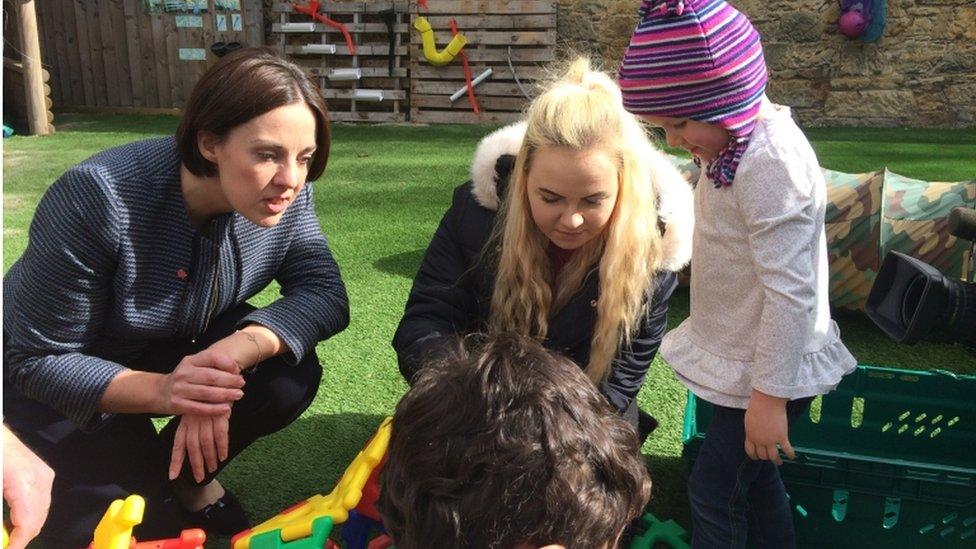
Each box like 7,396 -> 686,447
661,100 -> 857,409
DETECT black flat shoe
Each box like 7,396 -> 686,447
182,489 -> 250,535
638,409 -> 660,444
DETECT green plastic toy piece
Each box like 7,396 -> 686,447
629,512 -> 690,549
249,516 -> 333,549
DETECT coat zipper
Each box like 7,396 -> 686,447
192,240 -> 221,343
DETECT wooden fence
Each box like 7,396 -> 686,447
33,0 -> 263,111
27,0 -> 557,123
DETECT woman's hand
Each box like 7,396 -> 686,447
168,412 -> 231,482
158,349 -> 245,416
744,389 -> 793,465
3,426 -> 55,549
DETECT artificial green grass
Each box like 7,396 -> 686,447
3,115 -> 975,538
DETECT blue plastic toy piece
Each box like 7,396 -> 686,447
341,510 -> 386,549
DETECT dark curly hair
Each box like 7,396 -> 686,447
379,333 -> 651,549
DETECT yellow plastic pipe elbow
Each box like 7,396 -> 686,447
414,16 -> 467,66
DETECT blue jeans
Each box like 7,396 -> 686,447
688,397 -> 812,549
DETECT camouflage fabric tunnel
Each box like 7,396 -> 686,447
667,156 -> 976,310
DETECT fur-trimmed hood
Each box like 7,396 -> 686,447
469,121 -> 694,271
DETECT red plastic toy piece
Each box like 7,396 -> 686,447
366,534 -> 393,549
131,529 -> 206,549
353,454 -> 387,522
449,18 -> 479,114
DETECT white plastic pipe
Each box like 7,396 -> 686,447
329,68 -> 362,81
450,68 -> 493,103
281,22 -> 316,32
301,43 -> 336,54
353,89 -> 384,101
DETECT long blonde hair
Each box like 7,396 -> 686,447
489,57 -> 665,384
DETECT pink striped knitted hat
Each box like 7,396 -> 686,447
618,0 -> 767,187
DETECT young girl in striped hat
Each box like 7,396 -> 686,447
618,1 -> 856,546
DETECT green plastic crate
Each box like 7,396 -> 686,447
682,365 -> 976,548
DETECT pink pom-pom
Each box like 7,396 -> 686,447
838,9 -> 867,38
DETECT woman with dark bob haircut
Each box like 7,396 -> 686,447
3,47 -> 349,544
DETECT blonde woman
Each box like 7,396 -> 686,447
393,58 -> 693,439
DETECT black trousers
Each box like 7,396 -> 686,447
3,303 -> 322,548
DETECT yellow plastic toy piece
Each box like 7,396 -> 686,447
92,495 -> 145,549
3,523 -> 8,549
233,417 -> 393,549
413,16 -> 467,66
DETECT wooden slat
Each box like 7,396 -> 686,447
176,21 -> 195,106
412,46 -> 555,63
151,14 -> 172,108
97,0 -> 121,106
285,44 -> 409,56
393,8 -> 403,114
109,0 -> 134,106
330,111 -> 408,122
136,12 -> 160,108
244,0 -> 264,47
83,2 -> 109,107
303,66 -> 408,78
184,11 -> 211,100
272,22 -> 410,33
272,1 -> 411,15
121,0 -> 145,108
412,80 -> 530,97
163,15 -> 183,107
61,105 -> 182,115
412,109 -> 523,124
412,64 -> 546,81
420,14 -> 554,30
412,94 -> 527,111
417,0 -> 556,15
321,89 -> 407,100
410,30 -> 555,46
59,0 -> 85,105
72,1 -> 96,107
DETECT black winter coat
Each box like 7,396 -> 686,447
392,153 -> 679,416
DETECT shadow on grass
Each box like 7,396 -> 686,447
644,452 -> 691,529
373,249 -> 425,279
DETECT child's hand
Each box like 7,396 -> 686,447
744,389 -> 792,465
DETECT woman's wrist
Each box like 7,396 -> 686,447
239,331 -> 264,366
100,369 -> 170,415
209,325 -> 283,371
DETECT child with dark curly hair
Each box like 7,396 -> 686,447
379,333 -> 652,549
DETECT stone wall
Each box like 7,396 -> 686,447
555,0 -> 976,128
265,0 -> 975,127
